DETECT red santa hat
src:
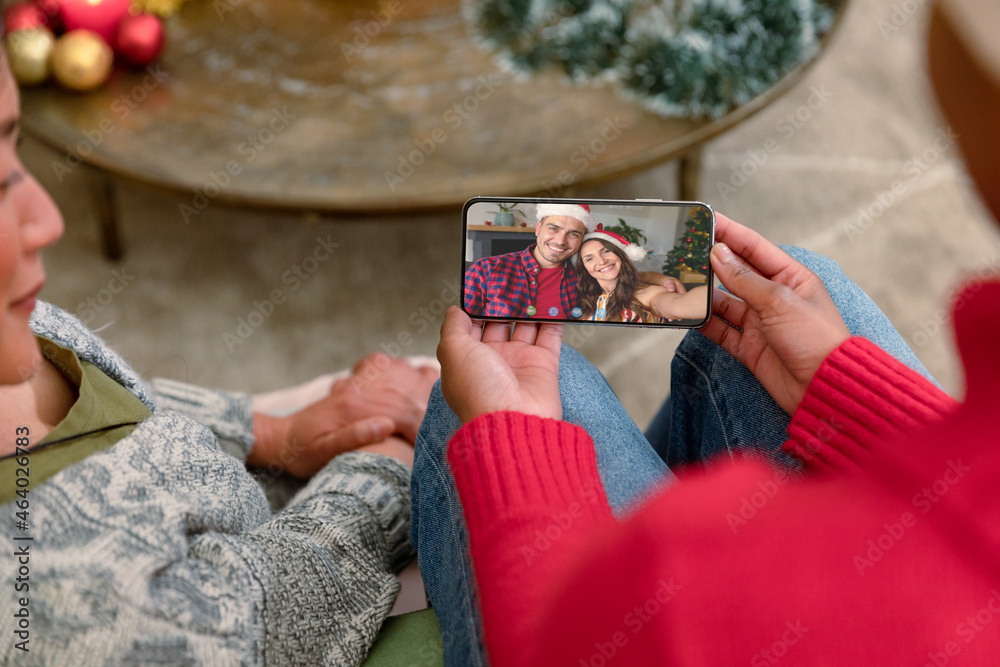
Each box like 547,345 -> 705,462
583,225 -> 648,262
535,203 -> 598,231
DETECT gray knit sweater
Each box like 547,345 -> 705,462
1,302 -> 414,665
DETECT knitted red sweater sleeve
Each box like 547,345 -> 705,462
447,340 -> 959,666
446,412 -> 615,666
783,337 -> 958,474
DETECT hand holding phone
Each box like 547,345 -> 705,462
461,197 -> 714,329
700,214 -> 850,414
437,307 -> 563,425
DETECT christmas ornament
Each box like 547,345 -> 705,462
60,0 -> 131,43
115,13 -> 164,67
470,0 -> 840,119
133,0 -> 194,17
4,26 -> 55,86
33,0 -> 65,32
3,3 -> 47,34
51,29 -> 113,91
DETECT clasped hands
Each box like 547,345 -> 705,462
249,354 -> 438,477
439,213 -> 851,424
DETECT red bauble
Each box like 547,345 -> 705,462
60,0 -> 130,43
33,0 -> 64,32
114,13 -> 164,67
4,3 -> 47,34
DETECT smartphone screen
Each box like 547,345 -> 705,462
462,197 -> 714,328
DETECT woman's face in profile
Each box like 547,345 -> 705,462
580,240 -> 622,283
0,58 -> 63,385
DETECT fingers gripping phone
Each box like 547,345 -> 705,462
461,197 -> 715,328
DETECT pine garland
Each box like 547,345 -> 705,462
467,0 -> 840,118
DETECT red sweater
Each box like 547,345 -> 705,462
448,282 -> 1000,666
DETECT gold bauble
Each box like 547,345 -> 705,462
133,0 -> 192,17
51,30 -> 114,92
4,28 -> 56,87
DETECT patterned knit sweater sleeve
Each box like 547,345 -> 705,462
150,376 -> 257,461
0,302 -> 413,666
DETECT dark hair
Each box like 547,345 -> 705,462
577,239 -> 657,322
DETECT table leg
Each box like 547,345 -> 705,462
679,148 -> 703,201
87,168 -> 124,261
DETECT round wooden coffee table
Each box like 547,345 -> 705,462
19,0 -> 847,258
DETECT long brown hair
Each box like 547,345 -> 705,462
577,239 -> 658,322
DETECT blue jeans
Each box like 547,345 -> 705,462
409,247 -> 936,666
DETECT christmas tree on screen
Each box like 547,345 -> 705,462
662,207 -> 712,278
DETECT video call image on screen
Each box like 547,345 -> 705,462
462,200 -> 713,327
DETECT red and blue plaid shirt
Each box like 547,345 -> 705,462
464,245 -> 579,318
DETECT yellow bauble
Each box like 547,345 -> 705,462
4,28 -> 56,86
51,30 -> 114,92
133,0 -> 192,17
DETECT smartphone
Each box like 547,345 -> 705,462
462,197 -> 714,328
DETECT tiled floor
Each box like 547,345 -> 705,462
27,0 -> 999,431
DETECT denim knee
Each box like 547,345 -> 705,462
413,380 -> 469,473
674,330 -> 721,367
779,245 -> 846,285
559,343 -> 601,380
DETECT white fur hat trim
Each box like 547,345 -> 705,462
535,203 -> 598,231
583,228 -> 648,262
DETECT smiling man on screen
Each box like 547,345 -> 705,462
463,203 -> 596,320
